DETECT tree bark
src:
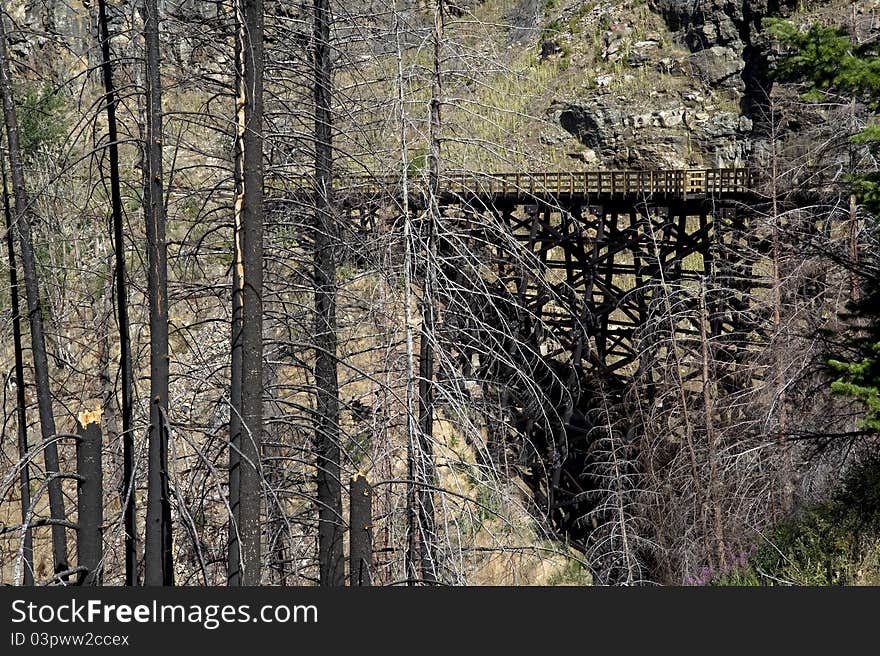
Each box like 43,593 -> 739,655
395,22 -> 421,586
227,113 -> 243,583
314,0 -> 344,586
413,0 -> 444,584
349,473 -> 372,586
142,0 -> 173,586
228,0 -> 264,586
76,416 -> 103,586
96,0 -> 137,586
2,145 -> 33,586
0,8 -> 68,575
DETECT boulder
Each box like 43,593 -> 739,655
687,46 -> 744,89
568,148 -> 601,165
540,39 -> 564,60
628,39 -> 660,66
655,57 -> 687,76
558,105 -> 606,148
657,109 -> 684,128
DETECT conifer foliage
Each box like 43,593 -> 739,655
768,18 -> 880,433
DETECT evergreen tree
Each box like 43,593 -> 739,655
828,282 -> 880,432
767,19 -> 880,431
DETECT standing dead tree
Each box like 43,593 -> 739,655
228,0 -> 265,587
76,413 -> 103,586
406,0 -> 444,586
1,139 -> 33,586
96,0 -> 137,587
0,7 -> 68,577
142,0 -> 173,586
313,0 -> 344,586
349,472 -> 372,585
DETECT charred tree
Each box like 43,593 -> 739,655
2,143 -> 33,586
227,26 -> 244,582
349,473 -> 372,586
0,8 -> 68,575
228,0 -> 264,586
76,415 -> 103,586
97,0 -> 137,586
142,0 -> 173,586
412,0 -> 444,584
313,0 -> 344,586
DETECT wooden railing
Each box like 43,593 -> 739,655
277,168 -> 751,198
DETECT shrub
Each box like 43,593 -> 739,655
709,457 -> 880,585
15,82 -> 67,158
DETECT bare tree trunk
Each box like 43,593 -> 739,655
142,0 -> 173,586
76,416 -> 103,585
699,283 -> 725,569
97,0 -> 137,586
768,102 -> 793,513
848,95 -> 860,301
0,8 -> 68,575
395,22 -> 421,585
849,193 -> 859,301
313,0 -> 344,587
227,14 -> 243,578
2,147 -> 33,586
349,473 -> 372,586
412,0 -> 444,585
228,0 -> 264,586
227,260 -> 243,584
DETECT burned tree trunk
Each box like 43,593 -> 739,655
227,114 -> 243,584
227,248 -> 243,584
2,145 -> 33,586
228,0 -> 264,586
227,2 -> 243,582
414,0 -> 445,584
0,9 -> 68,575
142,0 -> 173,586
349,473 -> 372,586
313,0 -> 344,586
96,0 -> 137,586
76,414 -> 104,586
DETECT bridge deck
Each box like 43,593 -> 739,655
278,168 -> 753,202
266,167 -> 763,376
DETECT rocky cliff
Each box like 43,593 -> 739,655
8,0 -> 869,173
532,0 -> 807,169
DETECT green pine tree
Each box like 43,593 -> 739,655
767,18 -> 880,431
828,280 -> 880,431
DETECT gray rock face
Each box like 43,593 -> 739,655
654,0 -> 744,49
651,0 -> 800,103
506,0 -> 542,43
4,1 -> 94,75
653,0 -> 797,51
657,108 -> 684,128
558,105 -> 606,149
691,111 -> 751,166
688,45 -> 746,89
645,0 -> 802,168
553,97 -> 751,169
651,0 -> 698,31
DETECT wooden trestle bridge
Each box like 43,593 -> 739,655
279,167 -> 761,561
285,167 -> 751,202
280,167 -> 757,375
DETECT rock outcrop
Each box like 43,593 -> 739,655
553,98 -> 750,168
545,0 -> 811,169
